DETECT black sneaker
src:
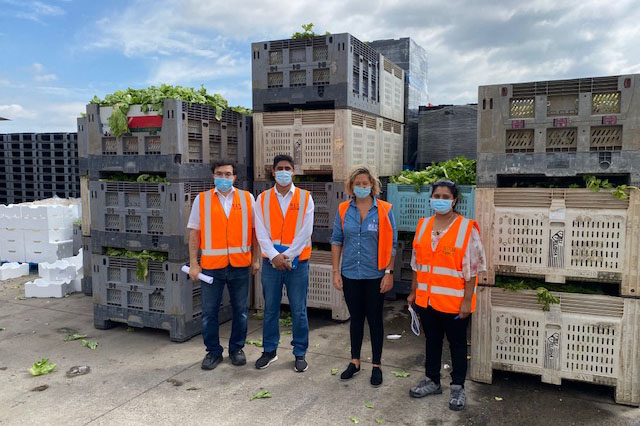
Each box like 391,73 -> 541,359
294,355 -> 308,372
340,363 -> 360,380
371,367 -> 383,387
230,349 -> 246,366
255,351 -> 278,369
201,353 -> 223,370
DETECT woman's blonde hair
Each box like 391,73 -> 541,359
345,165 -> 381,197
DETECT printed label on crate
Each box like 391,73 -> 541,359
127,115 -> 163,132
543,328 -> 561,370
511,120 -> 526,129
548,229 -> 565,268
602,115 -> 618,125
552,118 -> 568,127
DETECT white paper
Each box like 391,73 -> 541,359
408,305 -> 421,336
180,265 -> 213,284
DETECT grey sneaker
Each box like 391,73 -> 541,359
449,384 -> 466,411
409,377 -> 442,398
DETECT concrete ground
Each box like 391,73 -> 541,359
1,275 -> 640,426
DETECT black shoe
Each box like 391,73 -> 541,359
255,351 -> 278,369
201,353 -> 223,370
340,363 -> 361,380
371,367 -> 383,387
294,355 -> 308,372
230,349 -> 246,366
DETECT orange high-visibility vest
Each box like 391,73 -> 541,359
260,186 -> 312,261
338,199 -> 394,270
413,215 -> 479,314
199,189 -> 253,269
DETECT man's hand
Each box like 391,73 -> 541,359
271,253 -> 291,271
459,298 -> 472,319
380,274 -> 394,294
189,264 -> 202,282
251,260 -> 261,276
333,272 -> 343,290
407,290 -> 416,306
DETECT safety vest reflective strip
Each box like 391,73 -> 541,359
201,190 -> 251,255
262,187 -> 311,255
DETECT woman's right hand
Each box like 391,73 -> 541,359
333,272 -> 343,290
407,290 -> 416,306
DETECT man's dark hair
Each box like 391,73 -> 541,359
211,159 -> 237,175
273,154 -> 294,169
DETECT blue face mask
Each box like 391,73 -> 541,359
214,177 -> 234,192
353,186 -> 372,199
275,170 -> 293,186
430,198 -> 453,214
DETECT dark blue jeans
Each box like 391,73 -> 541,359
261,258 -> 309,356
201,266 -> 250,357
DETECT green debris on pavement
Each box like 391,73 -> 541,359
279,313 -> 293,327
331,368 -> 339,375
64,334 -> 87,341
376,419 -> 385,424
349,417 -> 360,424
29,358 -> 56,376
127,327 -> 135,332
364,402 -> 374,409
246,340 -> 263,347
249,389 -> 272,401
392,371 -> 411,378
81,340 -> 99,350
282,330 -> 292,335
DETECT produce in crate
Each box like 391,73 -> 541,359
390,157 -> 476,192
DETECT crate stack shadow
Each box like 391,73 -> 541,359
0,132 -> 80,205
470,74 -> 640,406
250,33 -> 407,319
79,99 -> 252,342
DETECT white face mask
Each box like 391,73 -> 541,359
275,170 -> 292,186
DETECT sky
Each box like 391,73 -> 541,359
1,0 -> 639,132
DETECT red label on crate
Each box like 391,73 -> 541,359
602,116 -> 618,125
511,120 -> 525,129
127,115 -> 163,132
553,118 -> 568,127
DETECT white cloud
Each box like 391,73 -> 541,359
35,73 -> 58,82
3,0 -> 66,21
0,104 -> 37,119
32,62 -> 44,74
148,55 -> 247,85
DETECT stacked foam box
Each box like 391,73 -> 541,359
81,100 -> 250,342
470,74 -> 640,406
25,249 -> 84,298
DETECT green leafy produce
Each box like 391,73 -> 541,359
64,334 -> 87,341
105,248 -> 168,281
349,417 -> 360,424
364,402 -> 374,409
291,23 -> 329,39
29,358 -> 56,376
249,389 -> 272,401
331,368 -> 339,375
282,330 -> 292,335
230,106 -> 252,115
81,340 -> 99,350
496,276 -> 607,297
254,310 -> 264,319
99,173 -> 167,183
536,287 -> 560,312
246,339 -> 263,347
375,419 -> 384,424
279,314 -> 293,327
390,157 -> 476,192
90,85 -> 231,137
0,327 -> 5,331
392,371 -> 411,378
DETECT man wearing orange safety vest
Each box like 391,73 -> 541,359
407,180 -> 486,411
253,154 -> 314,373
188,160 -> 260,371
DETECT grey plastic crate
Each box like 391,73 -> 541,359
85,101 -> 251,170
73,223 -> 82,255
478,74 -> 640,186
253,180 -> 348,243
417,105 -> 477,167
82,236 -> 92,296
89,180 -> 214,237
90,231 -> 189,261
392,238 -> 414,295
252,33 -> 404,123
91,253 -> 231,342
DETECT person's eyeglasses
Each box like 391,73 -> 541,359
214,172 -> 234,178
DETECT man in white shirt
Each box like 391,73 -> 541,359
254,154 -> 314,373
187,160 -> 260,371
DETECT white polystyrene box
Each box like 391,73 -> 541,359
25,240 -> 73,264
25,278 -> 71,298
0,229 -> 25,262
0,262 -> 30,280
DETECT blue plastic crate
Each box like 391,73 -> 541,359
386,184 -> 476,232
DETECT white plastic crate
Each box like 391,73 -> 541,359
253,109 -> 403,182
476,188 -> 640,296
380,56 -> 405,124
253,251 -> 349,320
470,286 -> 640,406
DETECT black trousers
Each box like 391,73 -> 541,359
342,275 -> 385,365
417,305 -> 470,386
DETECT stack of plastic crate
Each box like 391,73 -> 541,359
470,74 -> 640,406
81,99 -> 252,342
250,33 -> 407,317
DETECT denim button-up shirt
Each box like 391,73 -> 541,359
330,197 -> 398,280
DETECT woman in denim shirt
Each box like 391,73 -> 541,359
331,166 -> 398,387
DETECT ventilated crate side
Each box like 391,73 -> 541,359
470,286 -> 640,406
